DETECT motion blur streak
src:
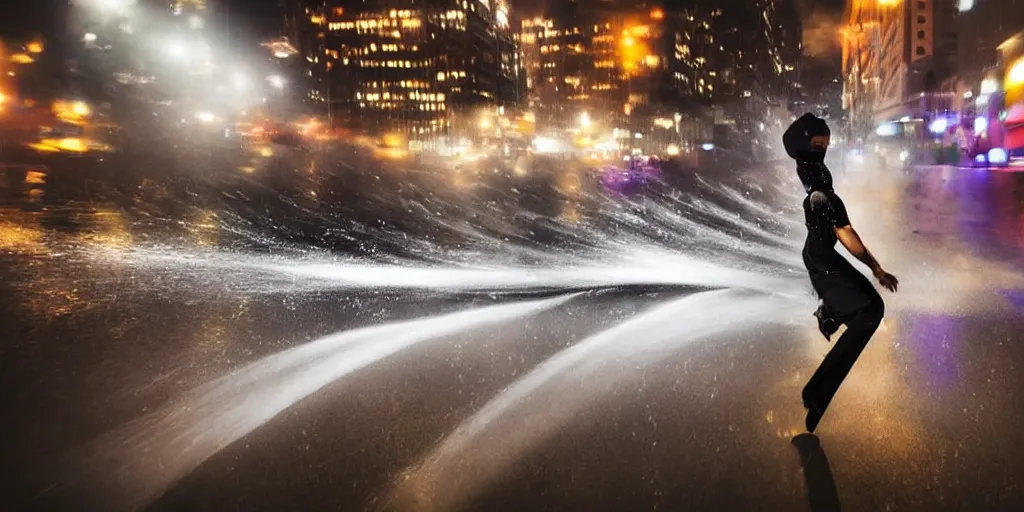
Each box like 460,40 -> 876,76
247,250 -> 797,294
672,195 -> 802,250
41,294 -> 577,512
639,203 -> 802,268
388,288 -> 805,512
113,241 -> 801,296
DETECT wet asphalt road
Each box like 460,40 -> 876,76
2,150 -> 1024,512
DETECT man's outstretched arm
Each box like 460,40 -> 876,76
835,225 -> 899,292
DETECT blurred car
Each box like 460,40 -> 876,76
600,156 -> 662,196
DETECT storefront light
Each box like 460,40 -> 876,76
980,78 -> 999,95
1008,58 -> 1024,86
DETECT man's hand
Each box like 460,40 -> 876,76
835,225 -> 898,293
873,268 -> 899,293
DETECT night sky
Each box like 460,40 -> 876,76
820,0 -> 845,14
1,0 -> 849,41
0,0 -> 59,39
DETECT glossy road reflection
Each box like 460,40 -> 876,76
2,159 -> 1024,512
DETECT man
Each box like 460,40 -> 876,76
783,113 -> 899,433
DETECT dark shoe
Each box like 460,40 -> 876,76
814,303 -> 839,341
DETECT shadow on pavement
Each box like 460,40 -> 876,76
792,433 -> 842,512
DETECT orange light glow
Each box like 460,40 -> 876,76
28,137 -> 89,153
1007,57 -> 1024,105
27,42 -> 43,54
1008,57 -> 1024,86
57,138 -> 87,152
10,53 -> 34,64
650,8 -> 664,20
619,29 -> 650,76
51,100 -> 91,124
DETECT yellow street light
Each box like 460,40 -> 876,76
10,53 -> 34,64
27,42 -> 43,54
71,101 -> 91,116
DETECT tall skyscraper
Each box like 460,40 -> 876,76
842,0 -> 959,132
774,0 -> 803,98
302,0 -> 518,135
528,3 -> 697,125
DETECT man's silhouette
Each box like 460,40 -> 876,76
784,113 -> 899,432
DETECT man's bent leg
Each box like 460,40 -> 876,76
803,297 -> 884,420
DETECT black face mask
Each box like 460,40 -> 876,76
796,159 -> 833,193
796,147 -> 827,164
784,114 -> 832,193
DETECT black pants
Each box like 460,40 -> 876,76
803,261 -> 885,412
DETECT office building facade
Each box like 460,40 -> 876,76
301,0 -> 518,134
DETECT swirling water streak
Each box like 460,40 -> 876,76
388,288 -> 808,511
42,294 -> 576,512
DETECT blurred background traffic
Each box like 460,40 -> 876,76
0,0 -> 1023,234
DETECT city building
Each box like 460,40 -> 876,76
955,0 -> 1024,98
999,30 -> 1024,157
302,0 -> 519,136
699,1 -> 792,100
774,0 -> 804,100
841,0 -> 959,134
513,0 -> 797,152
530,4 -> 663,127
668,0 -> 797,147
517,15 -> 550,108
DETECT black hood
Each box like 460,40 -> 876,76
784,113 -> 831,162
783,113 -> 833,193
